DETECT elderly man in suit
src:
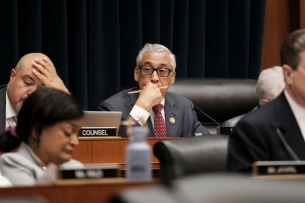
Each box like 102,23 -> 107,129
222,66 -> 285,127
227,29 -> 305,173
99,43 -> 209,137
0,53 -> 69,132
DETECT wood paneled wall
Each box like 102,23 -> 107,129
260,0 -> 305,71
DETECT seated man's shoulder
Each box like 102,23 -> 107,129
235,100 -> 277,130
222,115 -> 244,127
102,88 -> 134,102
166,92 -> 199,113
166,92 -> 192,103
0,84 -> 6,94
0,84 -> 6,89
100,88 -> 136,111
227,99 -> 281,172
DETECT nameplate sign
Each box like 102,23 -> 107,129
253,161 -> 305,175
57,164 -> 120,180
79,127 -> 117,137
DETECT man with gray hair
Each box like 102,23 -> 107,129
222,66 -> 285,127
256,66 -> 285,106
99,43 -> 209,137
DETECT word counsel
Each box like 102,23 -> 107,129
79,127 -> 117,137
82,129 -> 109,136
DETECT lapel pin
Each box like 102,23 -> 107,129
170,117 -> 175,124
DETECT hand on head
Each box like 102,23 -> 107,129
32,57 -> 69,94
7,53 -> 69,114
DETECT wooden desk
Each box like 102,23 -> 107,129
253,174 -> 305,180
0,138 -> 178,163
73,137 -> 178,164
0,179 -> 158,203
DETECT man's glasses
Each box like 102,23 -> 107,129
138,65 -> 172,77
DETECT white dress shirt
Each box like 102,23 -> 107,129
130,98 -> 166,127
5,91 -> 17,128
284,90 -> 305,141
0,171 -> 12,187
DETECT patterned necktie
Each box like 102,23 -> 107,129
153,104 -> 167,138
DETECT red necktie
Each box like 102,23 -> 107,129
153,104 -> 167,138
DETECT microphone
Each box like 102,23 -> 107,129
271,121 -> 300,161
194,106 -> 221,126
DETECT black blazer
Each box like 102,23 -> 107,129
226,92 -> 305,173
0,84 -> 7,133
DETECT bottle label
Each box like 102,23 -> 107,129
126,152 -> 151,181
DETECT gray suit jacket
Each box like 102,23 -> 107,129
0,84 -> 6,133
227,92 -> 305,173
0,142 -> 83,186
99,87 -> 209,137
222,106 -> 258,127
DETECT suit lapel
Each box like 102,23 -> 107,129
164,94 -> 178,137
276,93 -> 305,159
0,85 -> 6,132
128,87 -> 139,107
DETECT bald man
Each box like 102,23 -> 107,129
0,53 -> 69,132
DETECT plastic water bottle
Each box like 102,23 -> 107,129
125,126 -> 152,181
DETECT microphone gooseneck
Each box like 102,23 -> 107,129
271,121 -> 300,161
194,106 -> 221,126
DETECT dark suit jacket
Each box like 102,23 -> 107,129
0,84 -> 6,133
226,92 -> 305,173
99,87 -> 209,137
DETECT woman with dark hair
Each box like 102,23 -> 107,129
0,88 -> 84,185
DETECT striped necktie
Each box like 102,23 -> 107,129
11,116 -> 18,124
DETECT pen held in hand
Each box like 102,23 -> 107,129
128,86 -> 168,94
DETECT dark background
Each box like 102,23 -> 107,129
0,0 -> 266,110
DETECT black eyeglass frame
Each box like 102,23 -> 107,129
137,65 -> 173,77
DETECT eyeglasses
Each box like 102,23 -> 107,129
138,65 -> 173,77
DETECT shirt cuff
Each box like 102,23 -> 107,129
130,105 -> 150,126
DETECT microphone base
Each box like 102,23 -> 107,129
217,126 -> 233,135
203,124 -> 219,135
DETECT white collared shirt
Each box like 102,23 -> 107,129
5,91 -> 17,128
284,90 -> 305,141
130,98 -> 166,127
0,171 -> 12,187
